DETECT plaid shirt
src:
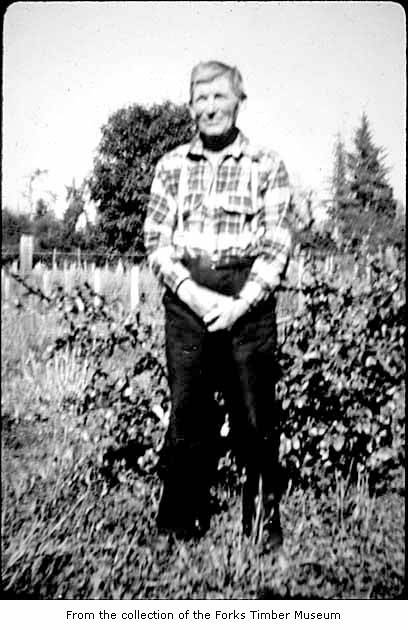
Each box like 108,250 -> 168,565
144,130 -> 292,307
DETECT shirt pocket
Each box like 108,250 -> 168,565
180,192 -> 204,225
215,192 -> 262,234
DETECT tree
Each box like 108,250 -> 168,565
60,179 -> 88,249
34,198 -> 49,219
2,207 -> 32,245
330,133 -> 349,225
89,101 -> 195,257
1,208 -> 32,260
22,168 -> 49,216
32,208 -> 64,252
345,113 -> 396,248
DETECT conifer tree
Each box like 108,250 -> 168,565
345,113 -> 396,247
330,133 -> 349,228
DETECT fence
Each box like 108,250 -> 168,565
1,235 -> 402,339
1,259 -> 142,311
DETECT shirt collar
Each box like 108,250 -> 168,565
187,129 -> 251,160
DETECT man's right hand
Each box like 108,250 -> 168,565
177,279 -> 232,319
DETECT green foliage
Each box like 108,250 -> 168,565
61,182 -> 86,241
348,113 -> 395,220
278,253 -> 405,492
89,101 -> 195,256
330,133 -> 349,224
330,114 -> 398,251
6,250 -> 405,497
31,209 -> 63,251
293,225 -> 338,254
2,258 -> 405,599
2,207 -> 32,248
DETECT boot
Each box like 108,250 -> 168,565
261,492 -> 283,552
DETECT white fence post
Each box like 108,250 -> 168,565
20,234 -> 34,276
43,268 -> 50,296
94,267 -> 101,293
2,269 -> 10,303
130,265 -> 139,311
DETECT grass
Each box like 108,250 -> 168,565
1,272 -> 405,600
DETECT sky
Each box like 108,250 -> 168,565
2,1 -> 406,218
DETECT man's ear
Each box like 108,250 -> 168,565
232,100 -> 243,125
236,98 -> 245,117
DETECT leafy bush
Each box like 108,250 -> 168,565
2,258 -> 405,599
4,250 -> 405,498
277,252 -> 405,492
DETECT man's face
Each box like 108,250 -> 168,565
190,74 -> 240,138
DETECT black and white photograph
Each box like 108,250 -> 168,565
1,0 -> 405,611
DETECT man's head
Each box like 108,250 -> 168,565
189,60 -> 247,139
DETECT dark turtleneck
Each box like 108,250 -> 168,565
200,125 -> 239,152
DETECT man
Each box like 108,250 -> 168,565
144,61 -> 292,549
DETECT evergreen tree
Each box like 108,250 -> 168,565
345,113 -> 396,247
330,133 -> 349,221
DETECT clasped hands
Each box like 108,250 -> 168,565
177,279 -> 249,332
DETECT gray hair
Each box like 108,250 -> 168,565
189,60 -> 247,104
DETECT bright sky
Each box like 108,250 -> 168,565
2,1 -> 406,218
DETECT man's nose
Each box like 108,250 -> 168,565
204,97 -> 217,115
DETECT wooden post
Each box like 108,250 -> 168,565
63,260 -> 72,293
52,249 -> 57,270
130,265 -> 139,311
77,247 -> 81,267
19,234 -> 34,276
94,267 -> 101,294
43,268 -> 50,296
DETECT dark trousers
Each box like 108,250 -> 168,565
157,260 -> 281,533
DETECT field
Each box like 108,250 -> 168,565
1,256 -> 405,599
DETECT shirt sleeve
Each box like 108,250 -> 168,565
143,159 -> 191,293
238,157 -> 292,307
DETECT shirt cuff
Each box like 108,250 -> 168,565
166,262 -> 191,295
238,280 -> 267,308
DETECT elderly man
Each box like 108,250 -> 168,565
144,60 -> 292,549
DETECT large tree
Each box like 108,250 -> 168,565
345,113 -> 396,247
89,101 -> 195,257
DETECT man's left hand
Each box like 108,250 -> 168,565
203,297 -> 250,332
